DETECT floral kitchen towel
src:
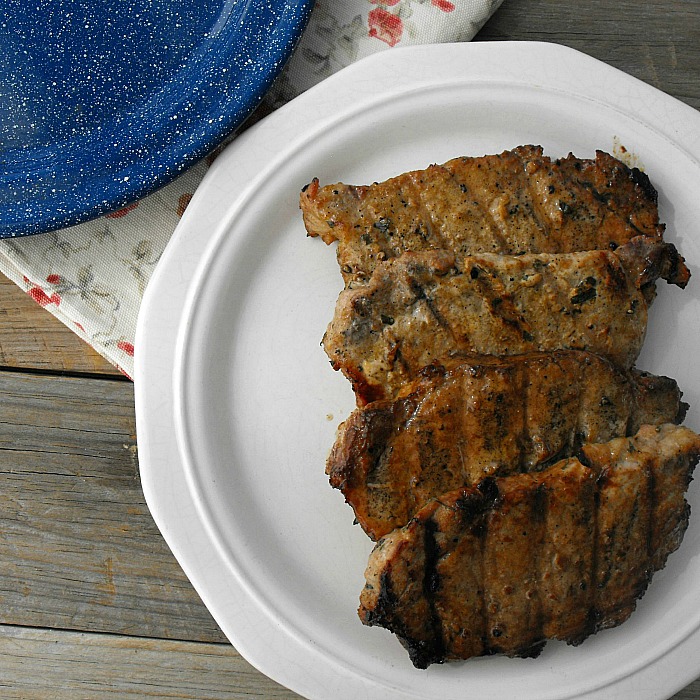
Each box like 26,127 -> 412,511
0,0 -> 504,378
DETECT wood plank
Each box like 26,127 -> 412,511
0,370 -> 697,695
476,0 -> 700,110
0,273 -> 121,376
0,623 -> 696,699
0,371 -> 225,643
0,625 -> 300,699
678,683 -> 700,700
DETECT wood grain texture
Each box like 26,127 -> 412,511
679,685 -> 700,700
0,372 -> 225,643
0,274 -> 121,376
476,0 -> 700,111
0,626 -> 300,699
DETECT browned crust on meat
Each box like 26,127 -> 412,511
328,352 -> 686,540
300,147 -> 670,285
359,424 -> 700,668
323,238 -> 683,404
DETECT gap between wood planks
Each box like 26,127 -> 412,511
0,624 -> 301,699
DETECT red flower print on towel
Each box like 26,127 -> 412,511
28,285 -> 61,307
368,8 -> 403,46
105,202 -> 139,219
117,340 -> 135,357
46,274 -> 62,284
432,0 -> 456,10
369,0 -> 400,5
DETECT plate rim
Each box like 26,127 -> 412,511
0,0 -> 314,238
135,41 -> 700,700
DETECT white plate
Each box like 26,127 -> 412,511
134,42 -> 700,700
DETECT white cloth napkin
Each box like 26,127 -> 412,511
0,0 -> 504,378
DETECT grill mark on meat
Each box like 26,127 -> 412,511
421,517 -> 446,665
363,570 -> 398,628
302,148 -> 675,285
476,509 -> 490,656
468,264 -> 534,342
492,151 -> 550,252
644,463 -> 655,568
407,278 -> 452,336
588,465 -> 602,641
573,354 -> 588,454
600,254 -> 629,295
627,216 -> 652,238
530,483 -> 548,649
517,361 -> 529,473
327,351 -> 685,540
359,425 -> 700,666
444,477 -> 500,662
325,239 -> 683,404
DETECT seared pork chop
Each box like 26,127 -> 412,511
324,237 -> 688,404
301,146 -> 668,285
327,352 -> 686,540
358,424 -> 700,668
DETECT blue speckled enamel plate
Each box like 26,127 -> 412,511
0,0 -> 313,238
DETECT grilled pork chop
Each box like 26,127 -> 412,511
300,146 -> 667,285
327,351 -> 686,540
324,236 -> 689,404
358,424 -> 700,668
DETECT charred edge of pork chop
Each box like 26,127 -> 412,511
360,477 -> 502,668
323,237 -> 683,405
300,147 -> 667,284
614,234 -> 690,291
327,352 -> 686,541
632,369 -> 688,425
358,424 -> 700,668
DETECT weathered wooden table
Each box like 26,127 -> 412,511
2,1 -> 699,697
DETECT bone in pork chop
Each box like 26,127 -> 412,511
358,424 -> 700,668
300,146 -> 667,285
323,236 -> 689,404
327,351 -> 687,540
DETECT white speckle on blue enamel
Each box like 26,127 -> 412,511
0,0 -> 314,237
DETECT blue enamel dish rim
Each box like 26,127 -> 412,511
0,0 -> 314,238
